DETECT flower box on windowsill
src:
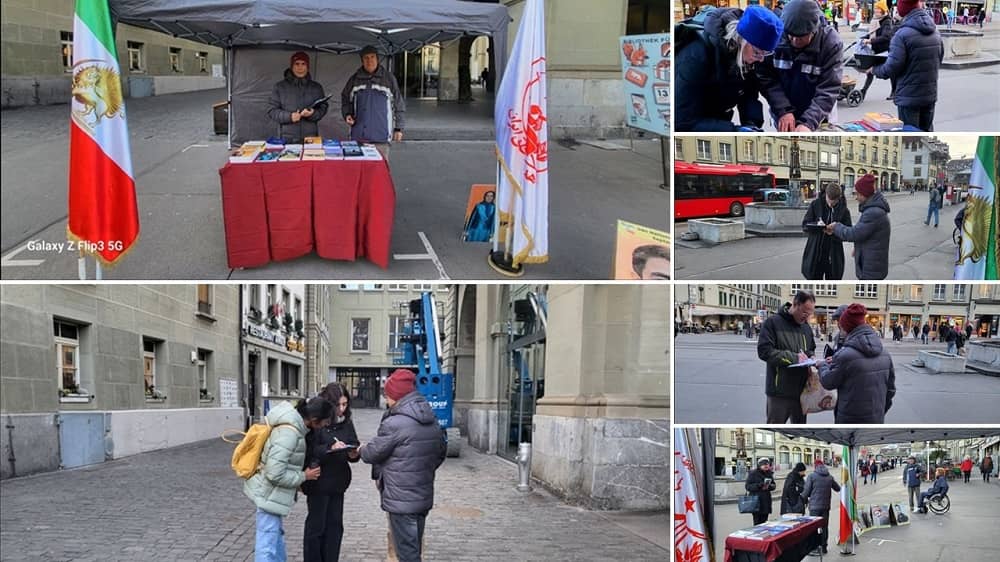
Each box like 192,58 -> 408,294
60,394 -> 93,404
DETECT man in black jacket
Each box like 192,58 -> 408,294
360,369 -> 446,562
828,174 -> 892,280
758,290 -> 817,423
745,458 -> 777,525
802,460 -> 841,555
267,51 -> 329,143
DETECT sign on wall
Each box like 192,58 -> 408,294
619,33 -> 670,136
219,378 -> 238,408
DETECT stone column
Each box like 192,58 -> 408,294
438,42 -> 460,101
533,285 -> 670,510
458,285 -> 504,454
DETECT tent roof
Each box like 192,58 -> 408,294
108,0 -> 510,53
778,429 -> 1000,448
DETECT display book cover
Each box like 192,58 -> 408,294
323,139 -> 344,160
229,141 -> 266,163
340,141 -> 364,157
277,144 -> 303,161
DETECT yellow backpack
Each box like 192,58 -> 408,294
224,422 -> 298,479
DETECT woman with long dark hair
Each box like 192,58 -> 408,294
302,383 -> 360,562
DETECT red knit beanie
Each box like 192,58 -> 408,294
854,174 -> 876,197
385,369 -> 416,401
290,51 -> 310,68
838,303 -> 867,334
897,0 -> 918,18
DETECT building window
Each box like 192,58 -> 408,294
281,363 -> 301,395
913,167 -> 922,178
719,143 -> 733,162
892,286 -> 904,301
845,141 -> 854,160
675,138 -> 683,159
915,154 -> 923,164
127,41 -> 144,72
779,145 -> 787,163
763,143 -> 772,163
294,297 -> 302,324
779,445 -> 790,466
196,51 -> 208,72
169,47 -> 182,72
882,149 -> 888,166
744,140 -> 754,162
816,285 -> 838,297
61,31 -> 74,72
351,318 -> 371,352
143,338 -> 157,395
953,285 -> 967,301
911,285 -> 923,301
55,320 -> 81,392
855,284 -> 878,298
249,284 -> 261,313
860,146 -> 867,161
697,139 -> 712,160
387,284 -> 408,291
933,284 -> 946,301
388,314 -> 406,352
197,284 -> 213,316
361,284 -> 383,291
892,151 -> 898,167
197,349 -> 211,392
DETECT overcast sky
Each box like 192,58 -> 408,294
935,135 -> 981,160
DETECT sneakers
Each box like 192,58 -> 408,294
912,506 -> 918,513
935,224 -> 939,228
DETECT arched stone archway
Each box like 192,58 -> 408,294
454,285 -> 478,437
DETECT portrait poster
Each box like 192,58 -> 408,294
619,33 -> 670,136
351,318 -> 370,352
462,184 -> 497,243
614,220 -> 670,280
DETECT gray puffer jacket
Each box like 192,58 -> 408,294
873,9 -> 943,108
802,464 -> 841,511
267,69 -> 329,143
361,391 -> 446,515
832,191 -> 891,280
818,324 -> 896,424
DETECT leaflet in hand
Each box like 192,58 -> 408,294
790,358 -> 817,368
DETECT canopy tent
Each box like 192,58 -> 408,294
107,0 -> 510,143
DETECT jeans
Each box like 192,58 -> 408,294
256,508 -> 287,562
388,512 -> 428,562
898,104 -> 935,132
908,485 -> 920,509
304,494 -> 345,562
871,471 -> 878,483
948,342 -> 958,355
926,205 -> 939,226
922,334 -> 928,344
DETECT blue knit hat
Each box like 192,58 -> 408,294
737,6 -> 784,53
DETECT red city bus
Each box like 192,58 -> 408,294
675,162 -> 777,219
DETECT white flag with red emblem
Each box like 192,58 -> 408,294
675,428 -> 713,562
494,0 -> 548,266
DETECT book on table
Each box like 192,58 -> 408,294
341,141 -> 364,157
255,148 -> 282,162
862,112 -> 904,131
229,141 -> 266,163
304,136 -> 323,149
302,148 -> 325,161
357,144 -> 384,161
277,144 -> 303,161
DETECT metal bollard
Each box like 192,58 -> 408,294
516,442 -> 533,492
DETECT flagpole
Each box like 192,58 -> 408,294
95,260 -> 103,280
492,162 -> 501,254
78,250 -> 87,280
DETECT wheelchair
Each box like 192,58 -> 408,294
921,492 -> 950,515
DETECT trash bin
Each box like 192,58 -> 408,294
212,101 -> 229,136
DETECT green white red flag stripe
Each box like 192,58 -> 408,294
954,136 -> 998,280
68,0 -> 139,264
838,445 -> 856,545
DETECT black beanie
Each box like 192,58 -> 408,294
782,0 -> 823,36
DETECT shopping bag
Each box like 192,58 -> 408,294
738,494 -> 760,514
800,367 -> 837,414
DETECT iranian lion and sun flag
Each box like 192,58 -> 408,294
954,136 -> 999,280
68,0 -> 139,266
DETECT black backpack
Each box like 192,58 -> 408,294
674,6 -> 717,53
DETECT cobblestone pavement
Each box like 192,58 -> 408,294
0,409 -> 668,561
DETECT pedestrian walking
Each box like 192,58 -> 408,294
801,183 -> 852,279
981,455 -> 994,483
758,0 -> 843,131
946,323 -> 959,354
912,324 -> 919,340
903,456 -> 925,512
781,462 -> 808,514
830,304 -> 849,352
861,2 -> 898,100
827,174 -> 892,280
245,399 -> 325,562
980,8 -> 987,28
921,322 -> 930,344
674,5 -> 783,131
359,369 -> 447,562
861,458 -> 870,484
758,290 -> 817,423
965,323 -> 973,341
870,459 -> 879,483
960,456 -> 974,483
818,303 -> 897,424
868,0 -> 943,131
802,460 -> 841,556
925,181 -> 943,226
745,458 -> 777,525
303,384 -> 361,562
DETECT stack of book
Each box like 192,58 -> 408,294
303,147 -> 325,161
862,112 -> 904,131
254,147 -> 283,162
228,141 -> 266,163
277,144 -> 303,161
323,139 -> 344,160
341,141 -> 364,158
357,144 -> 384,161
304,136 -> 323,149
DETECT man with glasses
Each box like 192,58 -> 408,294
757,0 -> 843,131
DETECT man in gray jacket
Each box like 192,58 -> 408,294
826,174 -> 891,280
341,45 -> 406,159
360,369 -> 446,562
802,459 -> 841,555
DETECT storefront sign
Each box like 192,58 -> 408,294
619,33 -> 670,136
245,321 -> 286,347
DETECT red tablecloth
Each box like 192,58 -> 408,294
724,518 -> 824,562
219,159 -> 395,269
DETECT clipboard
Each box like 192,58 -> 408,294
308,93 -> 334,109
790,358 -> 817,368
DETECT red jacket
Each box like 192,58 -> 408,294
961,459 -> 974,472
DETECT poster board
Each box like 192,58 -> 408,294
219,378 -> 239,408
462,184 -> 497,242
613,220 -> 670,280
619,33 -> 670,136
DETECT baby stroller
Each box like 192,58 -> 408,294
841,32 -> 888,107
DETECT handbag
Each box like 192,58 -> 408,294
738,493 -> 761,514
